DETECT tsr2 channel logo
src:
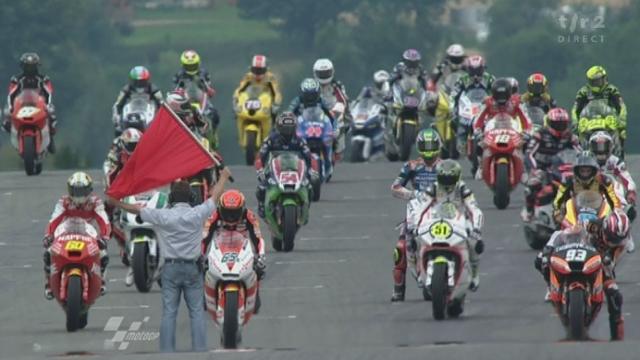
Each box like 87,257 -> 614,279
557,13 -> 605,44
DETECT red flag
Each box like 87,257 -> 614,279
106,104 -> 216,199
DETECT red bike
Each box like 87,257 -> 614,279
479,113 -> 525,209
9,89 -> 51,175
48,219 -> 103,332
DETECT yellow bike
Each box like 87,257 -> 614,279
430,90 -> 457,159
576,99 -> 622,157
235,84 -> 273,165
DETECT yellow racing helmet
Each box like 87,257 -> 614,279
180,50 -> 201,75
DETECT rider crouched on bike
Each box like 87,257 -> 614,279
427,43 -> 467,91
391,129 -> 442,302
202,190 -> 266,313
407,160 -> 484,293
173,50 -> 220,134
535,210 -> 630,340
590,131 -> 637,224
289,78 -> 335,127
472,78 -> 532,177
521,73 -> 557,113
233,54 -> 283,117
450,55 -> 494,115
112,66 -> 163,135
43,172 -> 110,299
553,151 -> 622,226
255,112 -> 316,219
522,108 -> 581,222
3,52 -> 57,153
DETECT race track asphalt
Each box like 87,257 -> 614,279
2,157 -> 640,360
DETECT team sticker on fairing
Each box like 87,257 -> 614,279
429,221 -> 453,239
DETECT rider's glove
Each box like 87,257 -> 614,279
98,237 -> 109,250
309,169 -> 320,182
471,230 -> 484,254
587,219 -> 603,234
257,169 -> 266,183
43,235 -> 53,248
254,255 -> 266,280
627,191 -> 637,206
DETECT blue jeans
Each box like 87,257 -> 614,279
159,262 -> 207,352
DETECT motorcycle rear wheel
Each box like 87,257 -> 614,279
311,178 -> 321,202
350,141 -> 365,163
282,205 -> 297,252
568,288 -> 587,340
399,123 -> 416,161
245,131 -> 257,166
493,162 -> 510,209
65,275 -> 83,332
133,242 -> 153,293
23,136 -> 37,176
431,262 -> 448,321
222,291 -> 240,349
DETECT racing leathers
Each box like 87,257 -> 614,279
3,73 -> 57,152
173,69 -> 220,135
233,71 -> 283,116
572,84 -> 627,136
553,173 -> 622,226
112,84 -> 163,134
536,228 -> 626,340
202,208 -> 266,312
43,196 -> 111,297
427,58 -> 466,91
450,72 -> 495,118
599,154 -> 637,220
523,129 -> 581,219
391,158 -> 440,301
254,132 -> 314,218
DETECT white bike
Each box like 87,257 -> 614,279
415,200 -> 473,320
205,230 -> 259,349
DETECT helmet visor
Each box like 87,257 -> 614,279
183,63 -> 199,74
220,207 -> 243,223
68,184 -> 92,200
449,55 -> 464,65
468,66 -> 484,77
548,120 -> 568,132
575,166 -> 596,182
437,173 -> 459,189
251,66 -> 267,76
588,77 -> 605,90
124,141 -> 138,153
315,69 -> 333,82
528,82 -> 544,95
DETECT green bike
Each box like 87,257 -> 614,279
264,152 -> 310,252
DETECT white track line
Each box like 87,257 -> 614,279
262,285 -> 324,291
0,264 -> 32,269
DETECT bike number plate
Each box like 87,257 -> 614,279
279,171 -> 300,185
65,240 -> 85,251
305,125 -> 324,138
429,221 -> 453,239
245,100 -> 261,110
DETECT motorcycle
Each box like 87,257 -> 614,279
524,149 -> 577,250
577,99 -> 622,158
118,191 -> 167,292
548,230 -> 604,340
235,84 -> 273,165
9,89 -> 51,176
387,76 -> 427,161
297,106 -> 333,201
205,230 -> 259,348
177,78 -> 218,149
455,88 -> 486,158
349,97 -> 385,162
264,152 -> 310,252
48,218 -> 103,332
479,114 -> 525,209
560,190 -> 611,230
431,90 -> 457,159
117,93 -> 157,136
415,200 -> 473,320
